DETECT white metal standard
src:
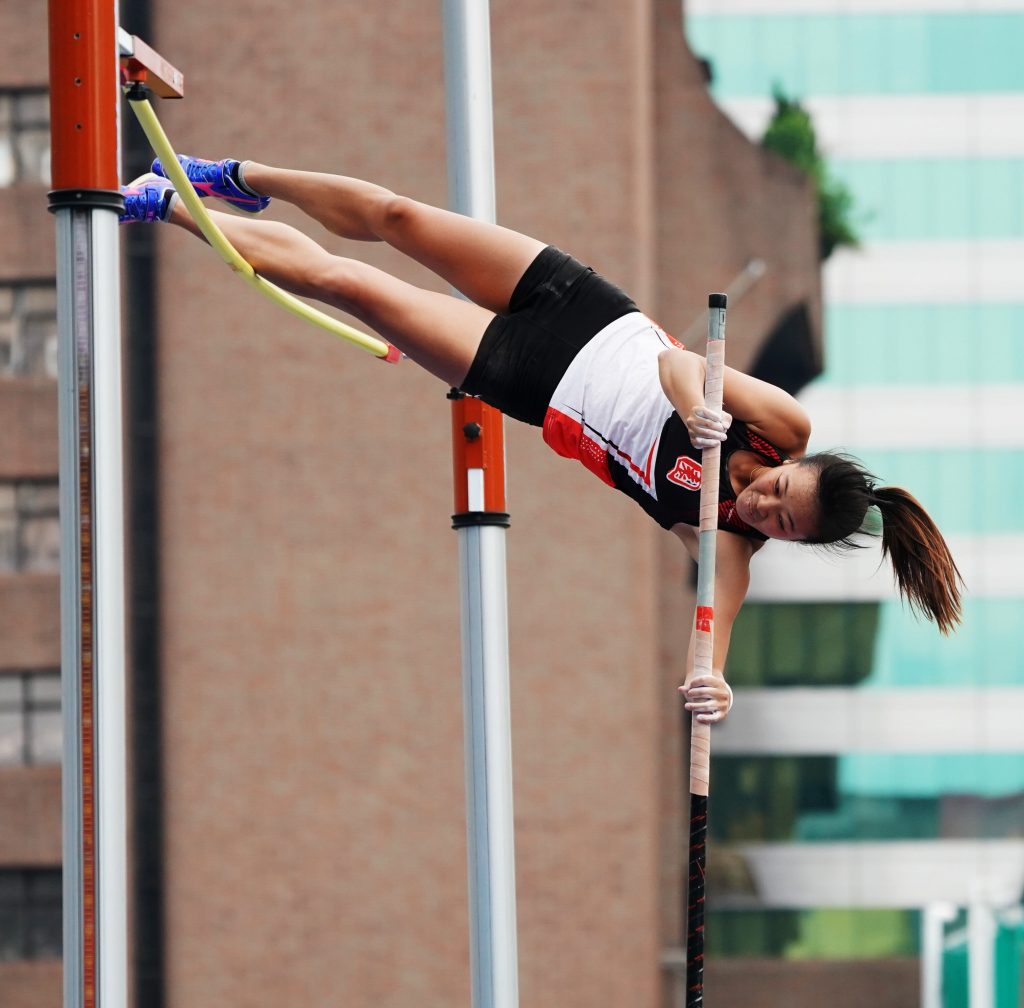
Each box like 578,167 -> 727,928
54,173 -> 129,1008
442,3 -> 520,1008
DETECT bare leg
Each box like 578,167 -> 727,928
237,163 -> 546,315
168,202 -> 495,386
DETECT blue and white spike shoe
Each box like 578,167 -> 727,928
151,154 -> 270,214
119,173 -> 177,223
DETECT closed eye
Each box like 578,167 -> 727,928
778,476 -> 791,533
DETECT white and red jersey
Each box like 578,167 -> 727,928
541,311 -> 783,538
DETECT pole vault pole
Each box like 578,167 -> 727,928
442,3 -> 520,1007
48,2 -> 128,1006
685,294 -> 727,1008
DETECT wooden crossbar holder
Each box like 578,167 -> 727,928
117,29 -> 184,98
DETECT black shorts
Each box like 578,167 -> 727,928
460,246 -> 638,426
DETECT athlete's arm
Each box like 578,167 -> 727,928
658,347 -> 811,457
673,525 -> 758,723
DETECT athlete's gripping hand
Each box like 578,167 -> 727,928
685,406 -> 733,451
680,674 -> 734,725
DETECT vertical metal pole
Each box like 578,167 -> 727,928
921,902 -> 956,1008
443,4 -> 519,1008
968,903 -> 996,1008
685,294 -> 727,1008
48,2 -> 128,1006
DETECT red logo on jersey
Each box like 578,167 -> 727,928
667,456 -> 702,490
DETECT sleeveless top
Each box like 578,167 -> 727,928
541,311 -> 787,539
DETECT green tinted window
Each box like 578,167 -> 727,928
820,304 -> 1024,387
869,599 -> 1024,688
688,13 -> 1024,98
709,755 -> 944,844
726,602 -> 880,688
832,158 -> 1024,241
706,909 -> 920,959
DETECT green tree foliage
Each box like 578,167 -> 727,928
761,89 -> 859,261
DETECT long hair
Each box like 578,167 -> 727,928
796,452 -> 964,634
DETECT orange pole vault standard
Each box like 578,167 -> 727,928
450,393 -> 507,515
48,0 -> 120,192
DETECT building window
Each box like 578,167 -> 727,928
0,480 -> 60,574
0,670 -> 61,766
726,602 -> 881,687
0,280 -> 58,381
0,89 -> 50,187
707,908 -> 920,960
0,868 -> 62,962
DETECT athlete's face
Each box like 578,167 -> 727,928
734,460 -> 820,541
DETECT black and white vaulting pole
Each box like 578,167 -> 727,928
686,294 -> 727,1007
443,4 -> 520,1008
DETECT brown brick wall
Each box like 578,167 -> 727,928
0,575 -> 61,668
0,765 -> 61,863
0,189 -> 56,281
0,380 -> 58,479
0,22 -> 63,1008
0,961 -> 62,1008
653,0 -> 822,377
0,4 -> 48,88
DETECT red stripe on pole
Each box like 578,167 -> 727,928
48,0 -> 119,189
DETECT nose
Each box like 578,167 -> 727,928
753,490 -> 778,522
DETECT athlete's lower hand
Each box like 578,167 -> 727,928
680,674 -> 733,724
685,406 -> 733,450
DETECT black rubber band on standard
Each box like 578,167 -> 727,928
48,189 -> 126,214
451,512 -> 512,530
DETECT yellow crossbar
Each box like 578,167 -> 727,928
125,92 -> 399,363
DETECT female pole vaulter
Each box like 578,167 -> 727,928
119,157 -> 964,723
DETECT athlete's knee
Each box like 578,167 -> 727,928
375,193 -> 423,239
311,257 -> 376,313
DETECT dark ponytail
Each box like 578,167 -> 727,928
797,453 -> 964,635
872,486 -> 963,635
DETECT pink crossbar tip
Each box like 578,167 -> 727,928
378,343 -> 402,364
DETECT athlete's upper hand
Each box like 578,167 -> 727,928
679,674 -> 734,725
684,406 -> 733,451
